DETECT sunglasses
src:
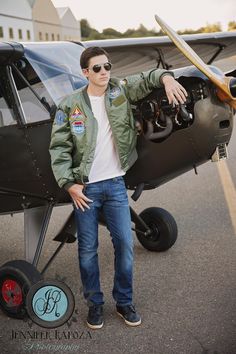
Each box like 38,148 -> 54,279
87,62 -> 112,73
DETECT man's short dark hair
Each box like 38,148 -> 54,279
80,47 -> 110,69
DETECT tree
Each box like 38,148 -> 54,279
122,28 -> 137,37
228,21 -> 236,31
123,24 -> 159,38
199,22 -> 222,33
79,18 -> 224,41
87,29 -> 102,40
102,28 -> 122,39
178,28 -> 200,35
80,19 -> 93,39
178,22 -> 222,35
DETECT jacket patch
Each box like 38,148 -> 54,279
55,110 -> 67,125
112,95 -> 126,107
71,120 -> 85,134
70,106 -> 84,120
109,87 -> 121,99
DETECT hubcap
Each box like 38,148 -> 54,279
149,222 -> 160,241
2,279 -> 23,306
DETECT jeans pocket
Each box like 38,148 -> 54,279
83,183 -> 100,201
115,176 -> 125,183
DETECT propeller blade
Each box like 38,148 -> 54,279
155,15 -> 236,109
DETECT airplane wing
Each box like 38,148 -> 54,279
82,32 -> 236,77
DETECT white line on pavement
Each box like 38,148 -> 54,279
217,159 -> 236,234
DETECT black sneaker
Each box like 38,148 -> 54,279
86,305 -> 104,329
116,304 -> 141,326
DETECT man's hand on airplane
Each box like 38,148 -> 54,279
162,74 -> 188,105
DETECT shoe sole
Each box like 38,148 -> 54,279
117,311 -> 141,326
86,321 -> 104,329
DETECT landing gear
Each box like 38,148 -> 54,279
0,205 -> 77,321
133,207 -> 178,251
0,260 -> 42,318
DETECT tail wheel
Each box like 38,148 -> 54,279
0,260 -> 42,319
135,207 -> 178,251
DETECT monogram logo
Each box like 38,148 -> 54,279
26,280 -> 75,328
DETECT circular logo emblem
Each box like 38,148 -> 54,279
26,280 -> 75,328
109,87 -> 121,99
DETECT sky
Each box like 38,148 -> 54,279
52,0 -> 236,32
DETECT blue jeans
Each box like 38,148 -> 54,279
74,176 -> 134,307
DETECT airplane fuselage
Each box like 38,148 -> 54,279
0,42 -> 234,213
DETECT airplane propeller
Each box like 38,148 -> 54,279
155,15 -> 236,109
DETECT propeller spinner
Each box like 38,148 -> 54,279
155,15 -> 236,109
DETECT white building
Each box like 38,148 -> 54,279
32,0 -> 61,41
0,0 -> 34,41
56,7 -> 81,41
0,0 -> 81,42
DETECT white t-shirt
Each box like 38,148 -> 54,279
86,94 -> 125,184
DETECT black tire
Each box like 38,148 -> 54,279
135,207 -> 178,251
0,260 -> 42,319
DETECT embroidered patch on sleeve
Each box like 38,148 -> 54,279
55,110 -> 67,125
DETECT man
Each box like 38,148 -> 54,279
49,46 -> 187,329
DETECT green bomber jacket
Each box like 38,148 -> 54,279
49,68 -> 173,190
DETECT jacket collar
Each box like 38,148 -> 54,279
81,80 -> 115,109
82,85 -> 91,109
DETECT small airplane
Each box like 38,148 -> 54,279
0,15 -> 236,321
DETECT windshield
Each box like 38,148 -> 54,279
23,42 -> 88,105
0,68 -> 16,127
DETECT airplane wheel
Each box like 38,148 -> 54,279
0,260 -> 42,319
135,207 -> 178,251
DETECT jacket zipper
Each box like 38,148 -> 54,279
80,109 -> 98,184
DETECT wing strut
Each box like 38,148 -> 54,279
207,44 -> 226,65
155,48 -> 172,69
24,204 -> 54,266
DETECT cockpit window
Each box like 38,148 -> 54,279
11,42 -> 87,124
23,42 -> 87,105
0,69 -> 16,127
14,77 -> 53,124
